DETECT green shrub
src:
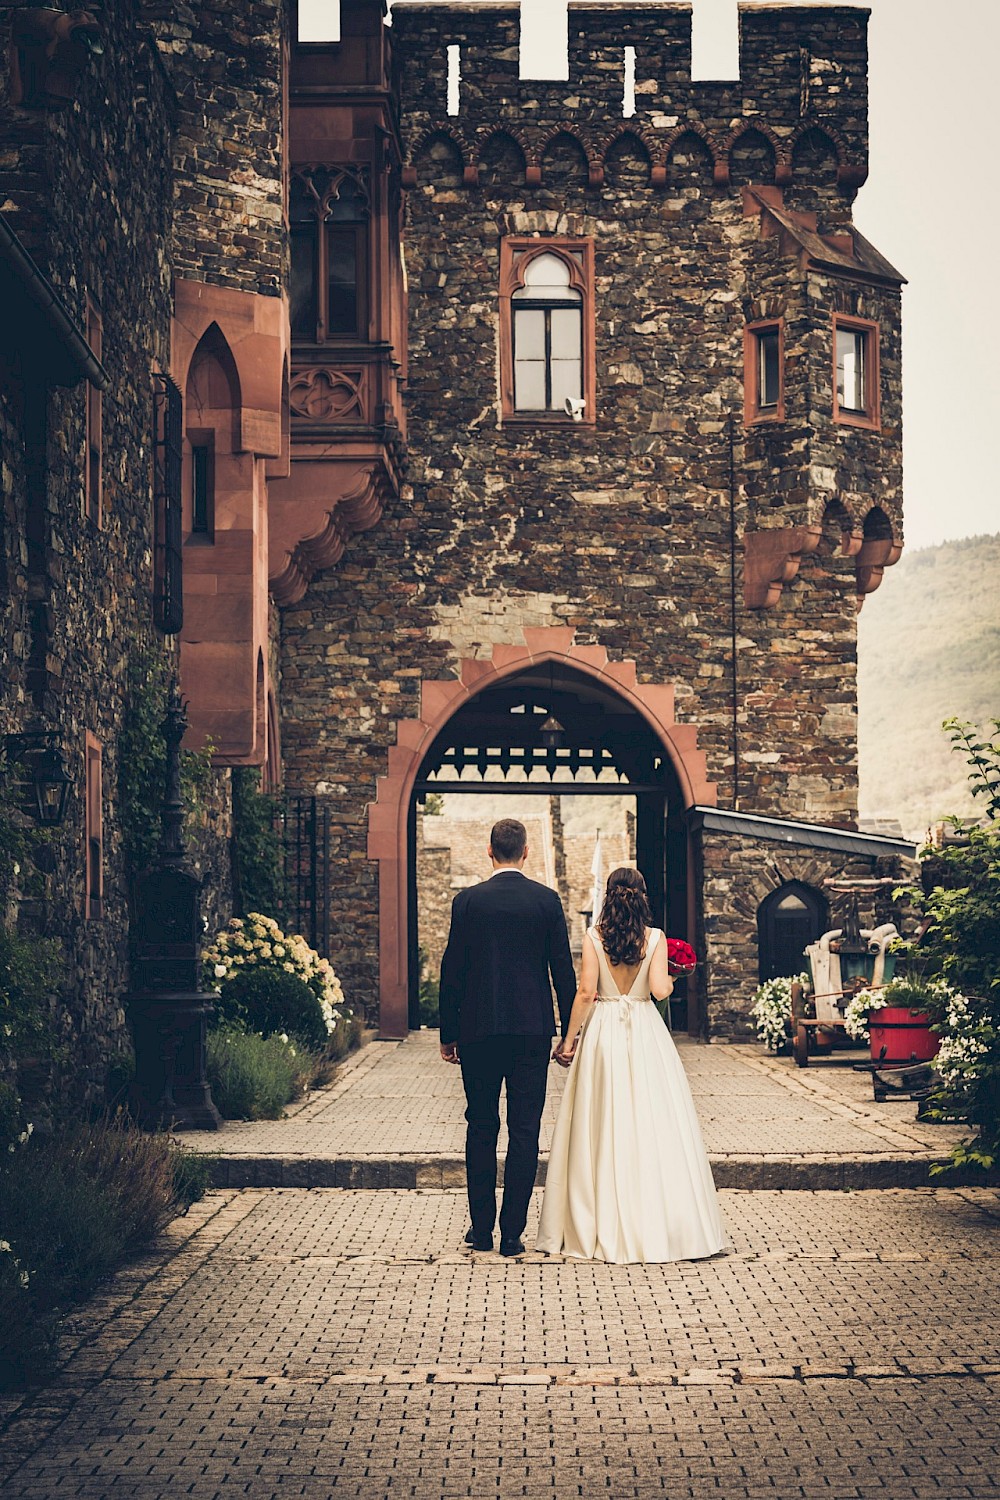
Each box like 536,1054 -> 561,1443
171,1147 -> 215,1207
213,965 -> 329,1051
206,1029 -> 305,1120
0,1116 -> 200,1389
327,1007 -> 364,1062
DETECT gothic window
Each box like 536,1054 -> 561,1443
744,319 -> 784,423
290,167 -> 369,343
757,881 -> 827,983
152,371 -> 183,635
85,297 -> 102,525
84,732 -> 103,920
833,313 -> 880,430
499,239 -> 596,424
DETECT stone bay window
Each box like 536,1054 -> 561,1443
290,167 -> 369,343
500,238 -> 596,424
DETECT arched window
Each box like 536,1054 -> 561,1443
499,239 -> 596,424
757,881 -> 828,982
511,253 -> 582,412
290,167 -> 369,343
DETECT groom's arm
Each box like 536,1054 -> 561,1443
546,895 -> 577,1039
438,891 -> 469,1049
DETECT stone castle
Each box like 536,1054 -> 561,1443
0,0 -> 914,1100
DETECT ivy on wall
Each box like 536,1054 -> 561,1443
231,766 -> 285,919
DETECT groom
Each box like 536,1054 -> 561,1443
438,818 -> 576,1256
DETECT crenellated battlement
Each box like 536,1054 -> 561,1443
393,2 -> 868,191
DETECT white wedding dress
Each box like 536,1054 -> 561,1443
537,927 -> 730,1264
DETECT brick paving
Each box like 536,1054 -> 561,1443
1,1186 -> 999,1498
179,1031 -> 977,1189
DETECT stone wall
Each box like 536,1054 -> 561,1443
278,3 -> 904,1031
0,0 -> 237,1110
698,834 -> 919,1038
141,0 -> 286,297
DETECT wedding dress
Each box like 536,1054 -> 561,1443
536,927 -> 730,1264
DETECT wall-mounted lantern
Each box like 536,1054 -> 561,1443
9,7 -> 104,109
3,731 -> 72,827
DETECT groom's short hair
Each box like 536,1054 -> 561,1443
490,818 -> 527,863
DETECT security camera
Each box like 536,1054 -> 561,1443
564,396 -> 586,422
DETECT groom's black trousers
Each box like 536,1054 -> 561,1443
459,1034 -> 550,1241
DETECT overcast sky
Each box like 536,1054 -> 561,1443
388,0 -> 998,549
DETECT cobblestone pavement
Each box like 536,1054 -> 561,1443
2,1186 -> 998,1498
179,1032 -> 973,1189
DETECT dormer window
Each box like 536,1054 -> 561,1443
500,238 -> 596,424
290,167 -> 369,343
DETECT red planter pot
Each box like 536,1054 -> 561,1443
868,1007 -> 940,1066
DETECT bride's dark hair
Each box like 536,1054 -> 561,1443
596,867 -> 652,967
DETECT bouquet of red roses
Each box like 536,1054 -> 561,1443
666,938 -> 697,977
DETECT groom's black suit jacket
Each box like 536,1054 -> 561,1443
438,871 -> 576,1046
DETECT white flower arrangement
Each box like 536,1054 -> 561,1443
750,974 -> 809,1052
204,912 -> 346,1035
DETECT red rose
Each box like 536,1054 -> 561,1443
666,938 -> 697,976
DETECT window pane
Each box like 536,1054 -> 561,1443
550,306 -> 581,361
836,327 -> 865,411
328,178 -> 366,222
513,251 -> 581,303
550,355 -> 582,410
327,228 -> 359,336
290,225 -> 316,338
514,358 -> 546,410
758,329 -> 780,407
514,306 -> 546,361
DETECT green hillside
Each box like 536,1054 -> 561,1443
858,533 -> 1000,840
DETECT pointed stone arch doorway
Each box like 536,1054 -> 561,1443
368,628 -> 717,1038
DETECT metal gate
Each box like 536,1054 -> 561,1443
281,796 -> 331,958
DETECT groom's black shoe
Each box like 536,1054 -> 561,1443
499,1237 -> 525,1258
465,1227 -> 493,1251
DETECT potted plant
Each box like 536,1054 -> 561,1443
750,973 -> 810,1054
843,975 -> 946,1065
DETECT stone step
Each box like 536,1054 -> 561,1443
204,1153 -> 1000,1191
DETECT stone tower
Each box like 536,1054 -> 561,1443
279,0 -> 908,1036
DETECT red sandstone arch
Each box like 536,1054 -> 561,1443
367,627 -> 717,1037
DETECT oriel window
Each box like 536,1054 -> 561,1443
833,314 -> 880,429
500,239 -> 596,424
290,167 -> 369,343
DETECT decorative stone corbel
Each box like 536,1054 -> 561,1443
744,524 -> 822,609
854,535 -> 902,606
9,6 -> 103,108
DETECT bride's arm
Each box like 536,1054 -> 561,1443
553,936 -> 599,1067
649,932 -> 674,1003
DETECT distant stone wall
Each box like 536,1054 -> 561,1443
697,835 -> 918,1038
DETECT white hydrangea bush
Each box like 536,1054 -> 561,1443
750,975 -> 808,1052
204,913 -> 346,1036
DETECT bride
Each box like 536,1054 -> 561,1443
536,866 -> 730,1264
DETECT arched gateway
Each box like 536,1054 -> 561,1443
368,628 -> 717,1038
